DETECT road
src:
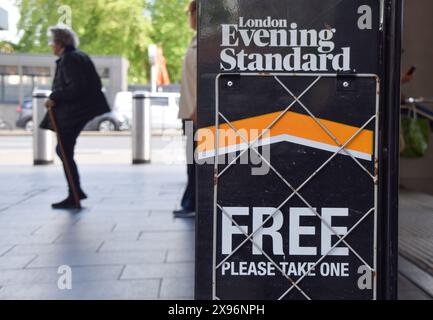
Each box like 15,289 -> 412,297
0,133 -> 186,165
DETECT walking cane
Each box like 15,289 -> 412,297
47,105 -> 81,209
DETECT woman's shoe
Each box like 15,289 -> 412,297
173,208 -> 196,218
52,197 -> 81,209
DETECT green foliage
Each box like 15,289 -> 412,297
15,0 -> 152,83
148,0 -> 194,82
14,0 -> 194,83
0,41 -> 16,53
401,115 -> 430,158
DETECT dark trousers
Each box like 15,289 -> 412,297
181,120 -> 196,211
55,124 -> 86,196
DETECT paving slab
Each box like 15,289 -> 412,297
0,136 -> 431,300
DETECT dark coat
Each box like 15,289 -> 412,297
40,47 -> 111,131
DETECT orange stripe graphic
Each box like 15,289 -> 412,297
197,111 -> 374,156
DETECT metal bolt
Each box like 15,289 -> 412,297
227,81 -> 233,87
343,81 -> 350,88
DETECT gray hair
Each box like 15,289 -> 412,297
48,25 -> 79,48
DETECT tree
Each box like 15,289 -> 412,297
148,0 -> 194,82
14,0 -> 194,83
15,0 -> 152,83
0,41 -> 15,54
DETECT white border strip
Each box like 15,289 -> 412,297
198,133 -> 373,161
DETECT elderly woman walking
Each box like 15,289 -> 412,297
40,26 -> 110,209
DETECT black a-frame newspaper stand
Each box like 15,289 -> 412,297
196,0 -> 402,300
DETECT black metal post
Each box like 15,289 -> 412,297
379,0 -> 403,300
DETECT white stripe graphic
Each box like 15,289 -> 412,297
198,134 -> 372,161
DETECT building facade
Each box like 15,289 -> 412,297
0,53 -> 129,107
0,7 -> 8,30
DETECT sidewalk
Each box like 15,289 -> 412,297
399,190 -> 433,298
0,163 -> 195,299
400,190 -> 433,274
0,135 -> 431,299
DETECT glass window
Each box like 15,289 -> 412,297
150,97 -> 169,107
1,75 -> 20,103
97,68 -> 110,78
0,65 -> 19,75
22,66 -> 51,77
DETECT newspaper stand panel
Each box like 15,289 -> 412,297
196,0 -> 401,300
